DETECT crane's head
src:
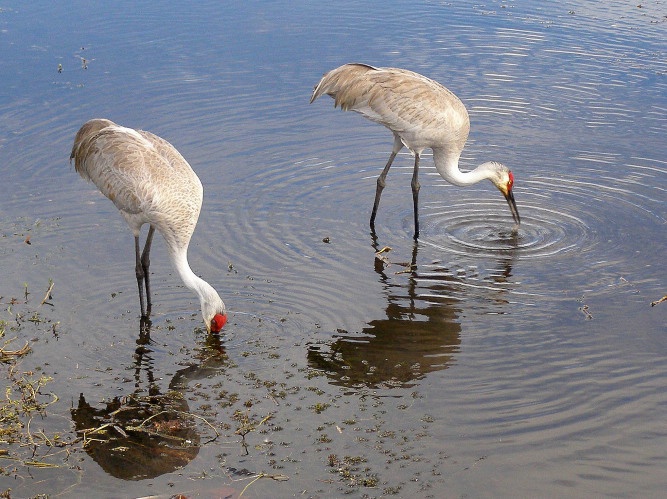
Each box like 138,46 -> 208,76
489,163 -> 521,226
209,312 -> 227,333
202,292 -> 227,334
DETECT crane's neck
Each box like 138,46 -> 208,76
432,148 -> 497,187
169,245 -> 223,315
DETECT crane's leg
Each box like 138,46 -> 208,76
141,226 -> 155,317
134,235 -> 147,318
370,135 -> 404,230
411,154 -> 421,240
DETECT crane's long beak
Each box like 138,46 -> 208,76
504,189 -> 521,225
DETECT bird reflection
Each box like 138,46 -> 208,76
71,319 -> 228,480
307,238 -> 515,390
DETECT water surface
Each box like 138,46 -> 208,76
1,1 -> 666,497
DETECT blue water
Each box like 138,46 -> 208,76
1,1 -> 666,497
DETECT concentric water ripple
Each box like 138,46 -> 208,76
419,151 -> 666,266
422,200 -> 591,259
2,2 -> 667,497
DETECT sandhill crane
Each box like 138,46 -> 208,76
310,63 -> 520,239
70,119 -> 227,333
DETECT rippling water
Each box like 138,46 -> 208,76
1,1 -> 666,497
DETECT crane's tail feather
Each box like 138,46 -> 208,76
310,63 -> 379,110
70,118 -> 116,176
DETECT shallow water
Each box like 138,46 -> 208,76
1,1 -> 666,497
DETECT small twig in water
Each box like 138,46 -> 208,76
239,472 -> 266,497
40,281 -> 55,306
651,295 -> 667,307
239,472 -> 289,497
395,264 -> 417,275
579,304 -> 593,320
133,409 -> 220,441
0,340 -> 31,361
374,246 -> 392,268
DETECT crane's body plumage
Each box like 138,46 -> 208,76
72,119 -> 201,250
311,63 -> 520,238
311,63 -> 469,156
70,118 -> 226,333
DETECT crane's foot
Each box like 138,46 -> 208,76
138,316 -> 152,345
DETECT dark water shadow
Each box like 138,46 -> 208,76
71,318 -> 229,480
307,238 -> 515,391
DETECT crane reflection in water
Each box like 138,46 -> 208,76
71,319 -> 228,480
307,241 -> 515,390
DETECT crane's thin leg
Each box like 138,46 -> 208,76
370,152 -> 396,227
134,235 -> 147,318
141,226 -> 155,317
411,154 -> 421,240
370,136 -> 404,231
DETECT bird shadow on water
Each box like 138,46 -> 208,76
307,234 -> 516,392
71,318 -> 229,481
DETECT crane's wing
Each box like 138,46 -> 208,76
311,63 -> 470,150
70,120 -> 202,218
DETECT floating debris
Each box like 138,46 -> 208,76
651,295 -> 667,307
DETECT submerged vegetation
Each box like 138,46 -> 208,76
0,292 -> 444,499
0,282 -> 73,489
0,281 -> 457,497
